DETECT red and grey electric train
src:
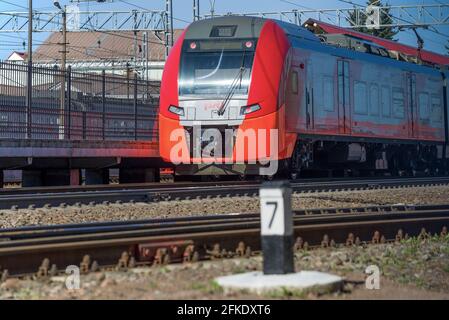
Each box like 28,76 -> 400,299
159,16 -> 449,178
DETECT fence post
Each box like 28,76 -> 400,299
102,70 -> 106,140
83,109 -> 86,140
134,72 -> 138,141
67,66 -> 71,140
26,62 -> 32,139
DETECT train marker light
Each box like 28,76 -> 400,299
168,105 -> 185,117
190,42 -> 197,50
240,104 -> 261,116
245,41 -> 253,49
260,180 -> 294,274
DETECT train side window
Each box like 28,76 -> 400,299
323,76 -> 334,112
370,84 -> 379,116
354,81 -> 367,115
418,93 -> 430,120
392,88 -> 405,119
381,86 -> 390,117
431,95 -> 442,123
291,71 -> 298,95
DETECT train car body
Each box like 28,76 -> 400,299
159,16 -> 449,177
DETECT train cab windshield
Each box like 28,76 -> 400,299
179,39 -> 256,98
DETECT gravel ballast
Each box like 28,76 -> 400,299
1,185 -> 449,228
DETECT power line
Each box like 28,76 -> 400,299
0,9 -> 170,55
0,0 -> 28,10
333,0 -> 449,39
279,0 -> 340,24
117,0 -> 190,24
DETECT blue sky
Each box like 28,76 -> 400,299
0,0 -> 447,59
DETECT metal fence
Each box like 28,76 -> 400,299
0,61 -> 160,141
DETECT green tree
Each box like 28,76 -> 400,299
347,0 -> 398,40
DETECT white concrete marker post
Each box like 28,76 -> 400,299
214,180 -> 343,295
260,181 -> 294,274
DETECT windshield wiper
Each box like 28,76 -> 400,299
217,49 -> 247,116
217,66 -> 246,116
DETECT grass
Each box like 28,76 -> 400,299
207,280 -> 224,294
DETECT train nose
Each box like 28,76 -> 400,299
179,99 -> 246,123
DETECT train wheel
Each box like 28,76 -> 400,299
290,172 -> 298,180
288,141 -> 304,181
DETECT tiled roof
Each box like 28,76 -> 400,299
34,29 -> 184,63
7,51 -> 28,61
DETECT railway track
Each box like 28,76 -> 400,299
0,204 -> 448,277
0,176 -> 448,210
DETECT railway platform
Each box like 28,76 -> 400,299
0,139 -> 161,187
0,62 -> 161,187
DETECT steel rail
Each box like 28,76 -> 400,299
0,204 -> 448,276
0,176 -> 449,210
1,204 -> 447,240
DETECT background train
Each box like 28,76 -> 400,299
158,16 -> 449,179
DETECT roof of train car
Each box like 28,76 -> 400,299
304,18 -> 449,66
188,15 -> 320,42
186,16 -> 446,76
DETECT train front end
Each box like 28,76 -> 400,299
159,16 -> 295,176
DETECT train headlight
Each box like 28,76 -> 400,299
240,104 -> 261,115
168,105 -> 185,117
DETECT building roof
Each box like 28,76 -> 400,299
305,18 -> 449,66
7,51 -> 28,61
34,29 -> 184,64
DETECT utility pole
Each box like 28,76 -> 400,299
164,0 -> 173,58
54,1 -> 67,139
62,8 -> 67,73
133,10 -> 138,74
59,7 -> 67,139
143,31 -> 149,82
26,0 -> 32,139
193,0 -> 200,21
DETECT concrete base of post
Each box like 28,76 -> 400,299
119,168 -> 157,183
85,169 -> 109,185
215,271 -> 343,295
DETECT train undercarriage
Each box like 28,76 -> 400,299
284,139 -> 448,180
173,137 -> 448,181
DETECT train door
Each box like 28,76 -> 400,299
337,60 -> 351,134
305,59 -> 314,131
407,73 -> 418,138
285,66 -> 301,131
